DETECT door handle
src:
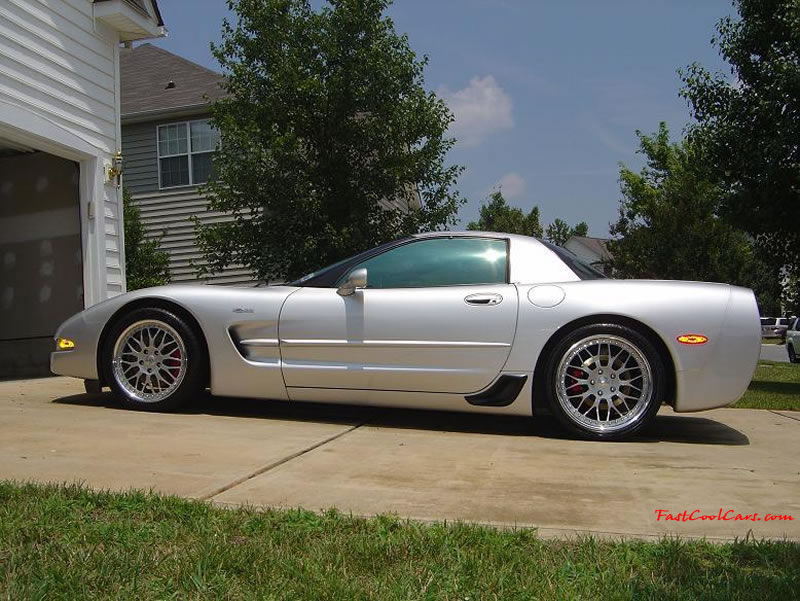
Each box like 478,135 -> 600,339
465,293 -> 503,306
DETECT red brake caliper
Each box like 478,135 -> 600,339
170,348 -> 182,379
567,368 -> 585,394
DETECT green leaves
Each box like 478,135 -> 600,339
545,218 -> 588,247
466,189 -> 587,246
607,123 -> 781,312
123,189 -> 171,291
466,191 -> 543,238
197,0 -> 463,282
680,0 -> 800,276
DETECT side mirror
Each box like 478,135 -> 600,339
337,267 -> 367,296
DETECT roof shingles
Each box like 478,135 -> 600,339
120,44 -> 226,117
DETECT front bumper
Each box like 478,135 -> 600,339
50,312 -> 100,380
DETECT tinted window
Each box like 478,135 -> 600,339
761,317 -> 776,326
540,240 -> 608,280
290,238 -> 412,287
346,237 -> 508,288
777,318 -> 790,326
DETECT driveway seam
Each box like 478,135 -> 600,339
199,417 -> 372,501
769,410 -> 800,423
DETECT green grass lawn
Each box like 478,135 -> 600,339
1,483 -> 798,600
733,361 -> 800,410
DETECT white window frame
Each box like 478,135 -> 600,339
156,118 -> 219,190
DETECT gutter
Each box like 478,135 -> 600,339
121,103 -> 213,124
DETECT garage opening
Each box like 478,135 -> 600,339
0,148 -> 83,378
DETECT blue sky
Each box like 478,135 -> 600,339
149,0 -> 733,236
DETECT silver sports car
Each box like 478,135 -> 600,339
51,232 -> 761,440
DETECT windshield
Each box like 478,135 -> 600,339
761,317 -> 776,326
291,255 -> 354,285
290,237 -> 413,287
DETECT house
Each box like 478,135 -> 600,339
0,0 -> 165,377
119,43 -> 255,285
564,235 -> 614,275
120,44 -> 422,287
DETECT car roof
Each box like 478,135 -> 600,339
411,230 -> 546,246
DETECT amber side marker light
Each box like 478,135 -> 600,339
57,338 -> 76,350
677,334 -> 708,345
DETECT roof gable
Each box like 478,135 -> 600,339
120,44 -> 226,119
93,0 -> 165,40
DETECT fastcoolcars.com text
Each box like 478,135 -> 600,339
655,509 -> 794,522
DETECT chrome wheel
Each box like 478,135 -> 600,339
556,334 -> 652,434
111,320 -> 187,403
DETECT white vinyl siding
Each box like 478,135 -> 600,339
157,119 -> 219,189
0,0 -> 127,302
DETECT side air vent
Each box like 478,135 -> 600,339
465,374 -> 528,407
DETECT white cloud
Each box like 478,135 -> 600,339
439,75 -> 513,147
492,172 -> 526,200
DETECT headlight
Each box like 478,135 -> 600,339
57,338 -> 76,350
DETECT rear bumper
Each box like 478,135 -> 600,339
673,286 -> 761,412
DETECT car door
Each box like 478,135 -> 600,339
278,236 -> 518,394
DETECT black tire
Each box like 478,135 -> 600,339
543,322 -> 667,441
789,344 -> 799,364
102,307 -> 207,411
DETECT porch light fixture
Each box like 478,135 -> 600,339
107,150 -> 123,186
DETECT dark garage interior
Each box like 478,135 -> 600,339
0,148 -> 83,378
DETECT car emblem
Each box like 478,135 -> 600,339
233,307 -> 254,314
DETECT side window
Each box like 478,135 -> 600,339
349,237 -> 507,288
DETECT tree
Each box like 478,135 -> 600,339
466,190 -> 542,237
607,123 -> 765,289
572,221 -> 589,238
467,190 -> 589,245
197,0 -> 463,282
545,218 -> 588,246
681,0 -> 800,273
123,188 -> 170,290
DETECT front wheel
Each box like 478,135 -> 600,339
789,344 -> 799,364
543,323 -> 666,441
102,307 -> 207,411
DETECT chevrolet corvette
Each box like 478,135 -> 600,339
51,232 -> 761,440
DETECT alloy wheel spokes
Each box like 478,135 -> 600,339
557,335 -> 652,433
112,320 -> 187,403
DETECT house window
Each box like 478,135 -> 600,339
157,119 -> 220,188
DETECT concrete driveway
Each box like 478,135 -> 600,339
1,377 -> 798,542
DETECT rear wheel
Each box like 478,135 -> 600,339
544,323 -> 666,441
789,344 -> 799,364
102,307 -> 207,411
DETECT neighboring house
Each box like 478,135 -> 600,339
120,44 -> 422,286
118,43 -> 253,285
564,235 -> 614,276
0,0 -> 164,377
